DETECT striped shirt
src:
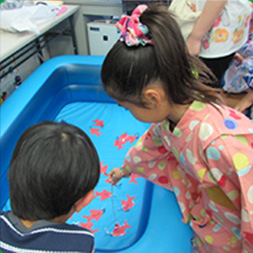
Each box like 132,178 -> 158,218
0,211 -> 94,253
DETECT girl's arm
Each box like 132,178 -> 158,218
109,125 -> 168,186
187,0 -> 227,55
122,124 -> 175,191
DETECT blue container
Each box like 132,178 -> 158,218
0,55 -> 193,252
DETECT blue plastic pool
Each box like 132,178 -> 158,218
0,55 -> 193,252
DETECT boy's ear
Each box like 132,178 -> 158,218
74,190 -> 94,213
143,88 -> 161,108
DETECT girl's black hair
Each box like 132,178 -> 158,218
8,121 -> 100,220
101,4 -> 220,107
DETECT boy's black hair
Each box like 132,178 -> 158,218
8,121 -> 100,220
101,4 -> 220,107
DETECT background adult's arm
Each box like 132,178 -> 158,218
187,0 -> 227,55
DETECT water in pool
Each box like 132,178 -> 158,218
55,101 -> 151,251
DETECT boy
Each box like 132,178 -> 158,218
0,121 -> 100,252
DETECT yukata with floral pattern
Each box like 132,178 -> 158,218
123,101 -> 253,252
189,0 -> 251,59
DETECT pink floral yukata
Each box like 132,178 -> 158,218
123,101 -> 253,252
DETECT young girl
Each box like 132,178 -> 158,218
101,4 -> 253,252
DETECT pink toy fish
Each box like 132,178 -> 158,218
90,127 -> 103,136
111,220 -> 131,237
114,139 -> 125,150
92,118 -> 104,127
104,176 -> 111,184
100,161 -> 108,176
114,133 -> 138,150
121,194 -> 135,211
79,221 -> 100,233
83,209 -> 105,222
129,174 -> 141,184
118,133 -> 138,144
94,189 -> 112,201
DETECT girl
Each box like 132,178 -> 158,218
101,4 -> 253,252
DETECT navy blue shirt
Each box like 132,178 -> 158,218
0,211 -> 94,253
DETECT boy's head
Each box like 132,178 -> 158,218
8,121 -> 100,221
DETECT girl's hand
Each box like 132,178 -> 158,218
109,168 -> 124,185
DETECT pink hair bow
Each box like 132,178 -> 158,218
116,4 -> 154,46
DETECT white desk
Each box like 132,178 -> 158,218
0,4 -> 79,63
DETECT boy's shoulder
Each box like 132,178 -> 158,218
0,211 -> 94,253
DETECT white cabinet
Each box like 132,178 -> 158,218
63,1 -> 123,55
87,20 -> 120,55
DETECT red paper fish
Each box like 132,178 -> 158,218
100,161 -> 108,176
83,209 -> 105,222
129,174 -> 141,184
111,220 -> 131,237
90,127 -> 103,136
79,221 -> 100,233
94,189 -> 112,201
114,139 -> 125,150
93,118 -> 104,127
114,133 -> 138,150
105,177 -> 111,184
118,133 -> 138,144
121,194 -> 135,211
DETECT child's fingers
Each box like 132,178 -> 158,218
108,170 -> 115,178
108,172 -> 115,183
111,178 -> 119,185
109,168 -> 122,185
108,169 -> 117,184
111,174 -> 120,185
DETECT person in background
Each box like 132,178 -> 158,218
0,121 -> 100,253
221,1 -> 253,120
122,0 -> 171,14
186,0 -> 251,88
101,4 -> 253,252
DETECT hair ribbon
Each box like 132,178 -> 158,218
116,4 -> 154,46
